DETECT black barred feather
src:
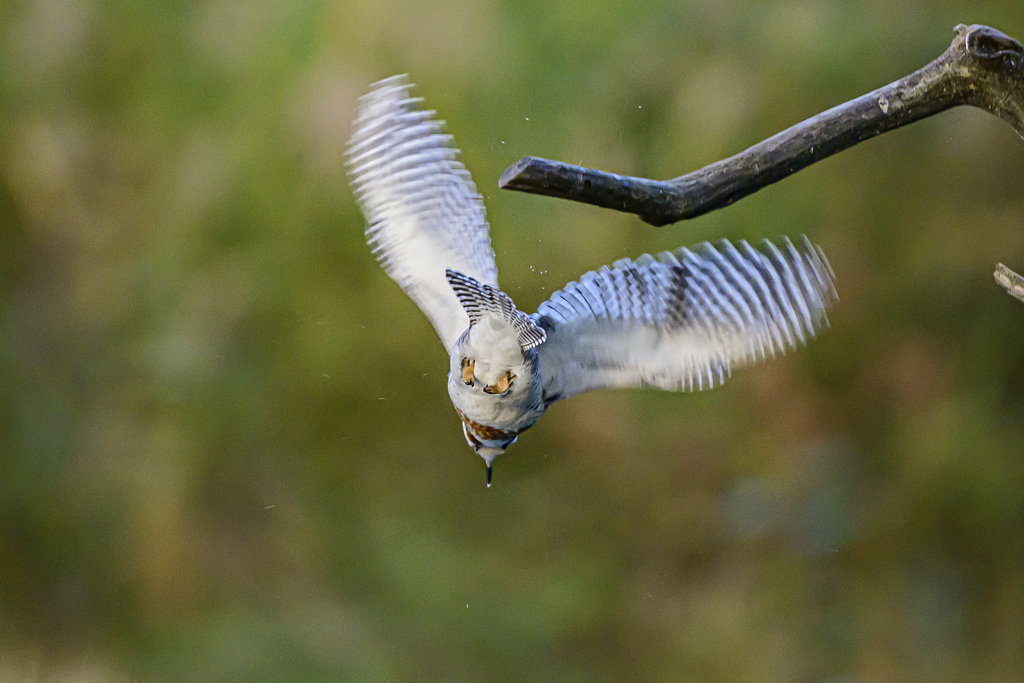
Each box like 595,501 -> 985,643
446,269 -> 547,350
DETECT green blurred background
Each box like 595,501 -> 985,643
1,0 -> 1023,681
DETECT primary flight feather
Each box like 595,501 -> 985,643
347,75 -> 837,485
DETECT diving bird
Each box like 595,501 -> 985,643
346,75 -> 837,486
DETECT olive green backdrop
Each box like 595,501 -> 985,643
1,1 -> 1023,681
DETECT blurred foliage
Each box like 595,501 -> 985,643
1,0 -> 1023,681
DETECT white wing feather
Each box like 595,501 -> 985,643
535,237 -> 837,402
346,75 -> 499,351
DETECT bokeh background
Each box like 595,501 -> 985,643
2,0 -> 1023,681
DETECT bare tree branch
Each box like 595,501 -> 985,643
499,24 -> 1024,228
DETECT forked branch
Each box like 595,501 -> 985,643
499,24 -> 1024,227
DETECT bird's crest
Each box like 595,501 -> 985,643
445,269 -> 547,349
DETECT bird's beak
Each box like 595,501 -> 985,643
477,447 -> 504,488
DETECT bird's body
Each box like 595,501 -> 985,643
347,75 -> 837,484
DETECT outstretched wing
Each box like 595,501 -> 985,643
535,237 -> 836,402
346,75 -> 499,351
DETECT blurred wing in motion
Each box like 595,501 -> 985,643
535,237 -> 837,402
347,75 -> 499,351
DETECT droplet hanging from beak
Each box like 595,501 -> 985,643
486,463 -> 492,487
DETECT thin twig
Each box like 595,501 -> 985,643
499,24 -> 1024,227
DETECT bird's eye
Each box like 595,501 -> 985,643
461,358 -> 475,386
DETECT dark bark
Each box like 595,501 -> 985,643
499,24 -> 1024,227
